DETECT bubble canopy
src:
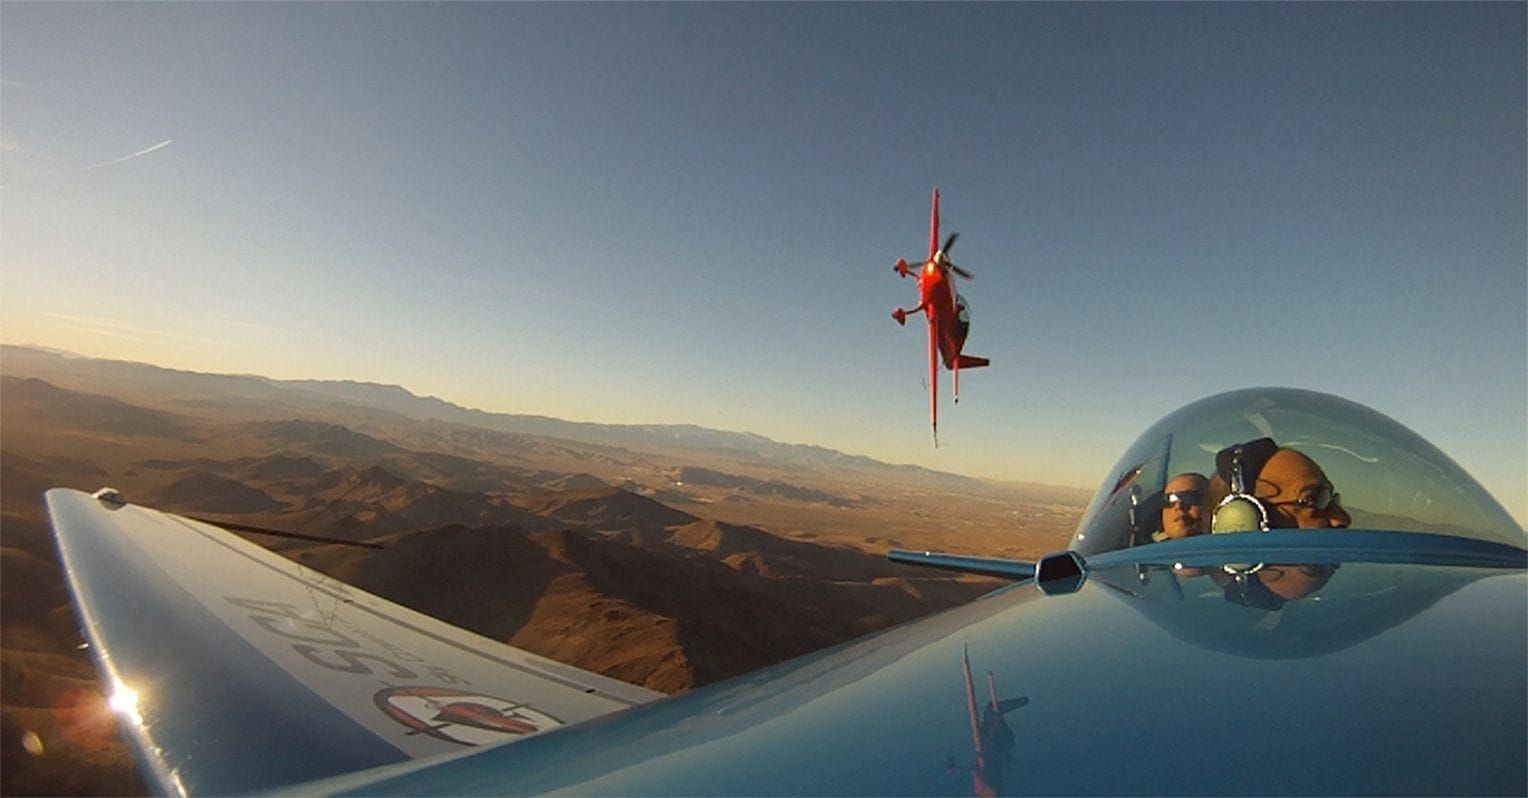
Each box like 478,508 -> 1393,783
1071,388 -> 1524,556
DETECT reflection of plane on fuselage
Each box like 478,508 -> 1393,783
893,188 -> 990,446
949,645 -> 1028,797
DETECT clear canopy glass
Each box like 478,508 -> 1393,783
1072,388 -> 1524,556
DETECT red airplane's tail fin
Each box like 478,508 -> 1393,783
929,318 -> 939,447
956,354 -> 990,369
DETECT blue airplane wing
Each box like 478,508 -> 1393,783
50,486 -> 1526,796
45,487 -> 663,797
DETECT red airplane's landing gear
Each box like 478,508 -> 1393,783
893,308 -> 908,326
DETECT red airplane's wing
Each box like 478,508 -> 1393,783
927,187 -> 941,444
928,187 -> 940,261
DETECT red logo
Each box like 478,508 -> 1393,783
374,686 -> 562,746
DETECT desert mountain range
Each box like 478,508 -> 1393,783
0,345 -> 1087,795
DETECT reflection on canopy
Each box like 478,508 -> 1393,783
1092,561 -> 1508,660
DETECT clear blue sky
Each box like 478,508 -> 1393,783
2,3 -> 1523,522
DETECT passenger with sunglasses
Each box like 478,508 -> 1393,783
1255,448 -> 1351,530
1207,438 -> 1353,532
1152,472 -> 1209,542
1205,440 -> 1351,607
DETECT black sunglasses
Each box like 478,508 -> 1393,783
1164,489 -> 1204,507
1272,485 -> 1340,513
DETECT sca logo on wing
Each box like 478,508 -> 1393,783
374,686 -> 563,746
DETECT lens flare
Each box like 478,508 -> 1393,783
108,679 -> 143,726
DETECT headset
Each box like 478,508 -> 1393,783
1210,437 -> 1279,575
1211,437 -> 1278,534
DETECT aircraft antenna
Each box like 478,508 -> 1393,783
185,517 -> 383,549
188,468 -> 383,550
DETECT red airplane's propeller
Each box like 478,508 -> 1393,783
938,233 -> 974,280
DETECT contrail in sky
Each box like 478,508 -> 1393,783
82,139 -> 172,171
42,312 -> 225,353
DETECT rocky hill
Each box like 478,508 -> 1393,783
0,353 -> 1086,796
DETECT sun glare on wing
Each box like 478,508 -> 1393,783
109,679 -> 143,726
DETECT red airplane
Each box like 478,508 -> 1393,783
892,188 -> 990,446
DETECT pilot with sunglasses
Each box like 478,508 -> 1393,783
1208,438 -> 1352,532
1256,448 -> 1351,530
1205,438 -> 1351,607
1152,472 -> 1209,542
